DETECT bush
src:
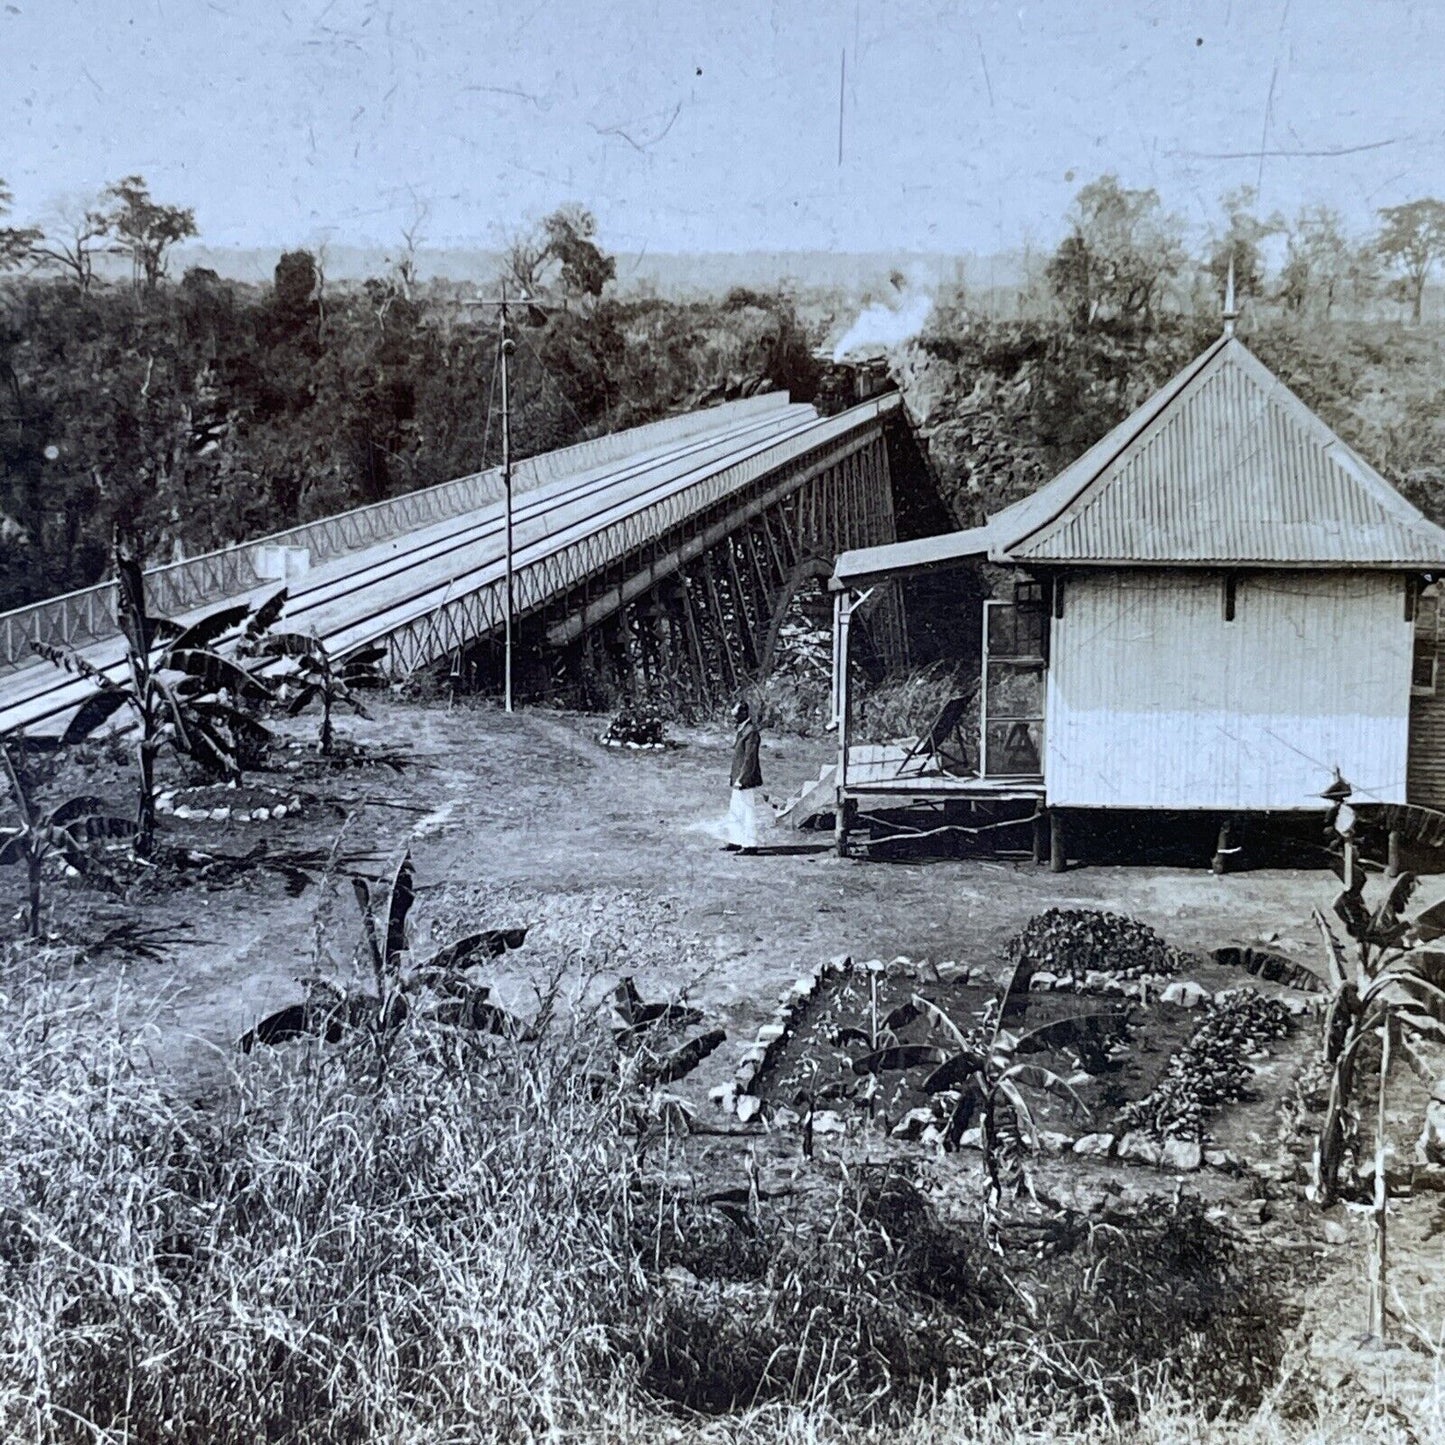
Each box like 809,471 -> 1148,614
1004,907 -> 1189,984
1119,989 -> 1294,1141
602,702 -> 669,748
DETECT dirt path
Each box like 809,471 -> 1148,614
15,697 -> 1345,1087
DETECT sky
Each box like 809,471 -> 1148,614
3,0 -> 1443,257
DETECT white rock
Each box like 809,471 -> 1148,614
791,976 -> 817,998
1161,1138 -> 1203,1172
771,1106 -> 800,1128
957,1126 -> 983,1151
1117,1132 -> 1164,1166
1073,1132 -> 1115,1158
1419,1089 -> 1445,1166
1039,1131 -> 1074,1154
173,805 -> 195,821
862,958 -> 885,974
891,1107 -> 935,1140
251,808 -> 270,822
1029,971 -> 1059,992
735,1094 -> 761,1123
811,1109 -> 846,1135
756,1024 -> 786,1044
210,807 -> 230,822
1083,970 -> 1109,992
1161,980 -> 1211,1008
271,805 -> 287,819
708,1083 -> 736,1109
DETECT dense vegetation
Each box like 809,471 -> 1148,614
5,172 -> 1445,619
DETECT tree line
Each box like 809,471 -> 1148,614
0,179 -> 817,611
1041,175 -> 1445,328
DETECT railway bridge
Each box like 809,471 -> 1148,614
0,389 -> 917,736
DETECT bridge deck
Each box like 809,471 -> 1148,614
2,393 -> 897,738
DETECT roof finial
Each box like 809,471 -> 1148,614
1222,252 -> 1238,339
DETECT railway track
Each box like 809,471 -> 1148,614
0,398 -> 848,737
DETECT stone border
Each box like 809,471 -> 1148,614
156,786 -> 303,823
711,948 -> 1322,1177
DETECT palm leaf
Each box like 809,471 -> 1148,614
1003,1061 -> 1091,1117
341,643 -> 387,670
165,649 -> 273,700
47,795 -> 111,826
1411,901 -> 1445,945
923,1049 -> 986,1095
0,831 -> 25,867
242,588 -> 289,647
910,993 -> 973,1051
1011,1010 -> 1125,1057
263,631 -> 319,660
1312,908 -> 1353,990
285,683 -> 323,717
383,848 -> 415,972
61,689 -> 132,744
851,1043 -> 947,1076
422,928 -> 526,974
166,603 -> 252,654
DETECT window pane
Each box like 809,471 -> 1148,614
986,660 -> 1044,718
985,720 -> 1042,776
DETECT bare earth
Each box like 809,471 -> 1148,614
9,697 -> 1444,1411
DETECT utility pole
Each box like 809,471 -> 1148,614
498,286 -> 516,712
462,285 -> 521,712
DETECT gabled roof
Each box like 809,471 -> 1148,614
833,333 -> 1445,589
991,336 -> 1445,568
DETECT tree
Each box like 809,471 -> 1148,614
1278,205 -> 1354,318
103,175 -> 197,291
29,193 -> 111,292
1045,175 -> 1185,330
1375,198 -> 1445,324
0,739 -> 134,939
0,179 -> 42,273
541,204 -> 616,302
34,545 -> 281,857
252,632 -> 387,755
1205,186 -> 1282,308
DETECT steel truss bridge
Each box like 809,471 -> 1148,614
0,390 -> 909,737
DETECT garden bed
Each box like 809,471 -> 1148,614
157,783 -> 304,823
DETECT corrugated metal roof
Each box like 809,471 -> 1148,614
996,337 -> 1445,568
832,524 -> 994,588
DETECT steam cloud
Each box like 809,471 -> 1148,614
830,286 -> 934,362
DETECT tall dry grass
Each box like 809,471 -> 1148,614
0,960 -> 645,1443
0,949 -> 1437,1445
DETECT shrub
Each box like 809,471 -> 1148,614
1004,907 -> 1188,985
602,702 -> 669,748
1119,989 -> 1293,1141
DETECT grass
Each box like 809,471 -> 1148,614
0,941 -> 1438,1445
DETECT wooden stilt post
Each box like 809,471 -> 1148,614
834,590 -> 853,857
1212,817 -> 1235,875
1049,809 -> 1067,873
1032,810 -> 1047,866
1387,828 -> 1403,878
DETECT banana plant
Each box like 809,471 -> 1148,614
853,958 -> 1115,1210
34,544 -> 283,857
241,846 -> 530,1050
1311,861 -> 1445,1342
251,632 -> 386,756
0,740 -> 134,939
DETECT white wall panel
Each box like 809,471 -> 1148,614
1045,570 -> 1411,809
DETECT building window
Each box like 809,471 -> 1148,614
1414,589 -> 1440,696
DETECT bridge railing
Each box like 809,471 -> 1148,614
0,392 -> 792,671
354,394 -> 901,674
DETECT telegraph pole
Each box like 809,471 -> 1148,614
462,285 -> 521,712
498,286 -> 516,712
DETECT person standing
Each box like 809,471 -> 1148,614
728,699 -> 768,851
